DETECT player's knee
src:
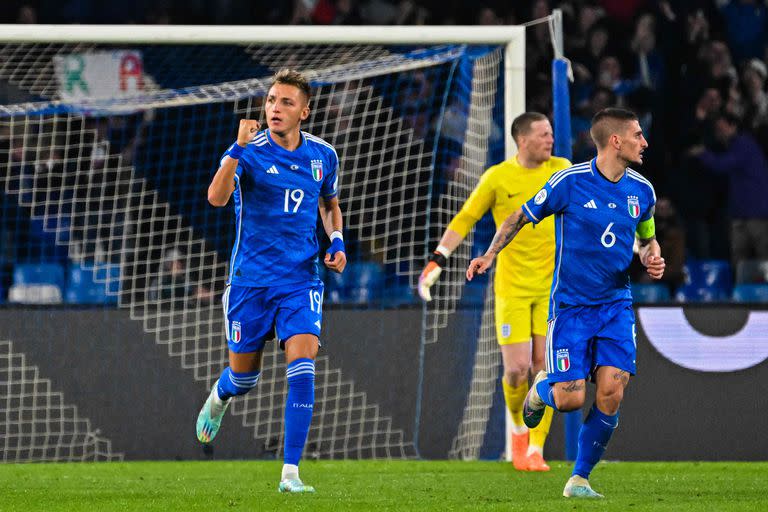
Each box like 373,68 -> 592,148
596,387 -> 624,414
503,364 -> 528,386
217,367 -> 261,399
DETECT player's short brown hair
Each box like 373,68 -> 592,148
510,112 -> 549,144
590,108 -> 638,148
271,68 -> 311,103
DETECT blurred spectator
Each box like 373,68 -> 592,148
630,197 -> 686,293
720,0 -> 768,63
359,0 -> 398,24
692,111 -> 768,262
333,0 -> 363,24
571,86 -> 616,162
740,59 -> 768,130
630,13 -> 664,91
147,248 -> 213,307
16,4 -> 37,23
476,6 -> 502,26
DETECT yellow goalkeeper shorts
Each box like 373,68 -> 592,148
495,294 -> 549,345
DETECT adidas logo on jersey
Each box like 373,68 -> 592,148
583,199 -> 597,209
266,165 -> 279,174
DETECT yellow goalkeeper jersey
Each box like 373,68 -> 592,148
448,155 -> 572,297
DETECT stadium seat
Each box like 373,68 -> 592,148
461,279 -> 487,306
8,284 -> 63,304
677,259 -> 732,302
324,261 -> 385,305
732,284 -> 768,303
65,263 -> 121,304
380,282 -> 418,307
347,262 -> 384,304
631,283 -> 670,303
689,259 -> 732,288
735,260 -> 768,284
13,263 -> 65,289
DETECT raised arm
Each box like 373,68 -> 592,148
208,119 -> 259,207
466,207 -> 531,280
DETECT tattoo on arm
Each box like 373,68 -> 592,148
638,235 -> 656,246
486,209 -> 530,257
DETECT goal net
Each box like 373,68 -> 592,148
0,26 -> 522,461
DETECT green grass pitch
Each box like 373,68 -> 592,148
1,460 -> 766,511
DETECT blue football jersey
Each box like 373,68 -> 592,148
220,129 -> 339,287
522,159 -> 655,316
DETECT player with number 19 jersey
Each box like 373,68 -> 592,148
221,129 -> 339,353
223,129 -> 339,288
522,158 -> 656,317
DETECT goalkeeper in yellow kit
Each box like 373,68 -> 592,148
419,112 -> 570,471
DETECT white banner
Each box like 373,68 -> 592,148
54,50 -> 144,101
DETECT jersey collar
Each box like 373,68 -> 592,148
591,158 -> 627,184
265,129 -> 307,155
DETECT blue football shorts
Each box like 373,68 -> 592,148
545,299 -> 636,382
222,280 -> 324,353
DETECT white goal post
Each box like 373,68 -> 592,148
0,24 -> 525,160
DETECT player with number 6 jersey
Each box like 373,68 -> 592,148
196,69 -> 346,494
467,108 -> 665,499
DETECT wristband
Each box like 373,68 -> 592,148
228,143 -> 245,160
327,231 -> 345,257
428,251 -> 447,267
435,245 -> 452,258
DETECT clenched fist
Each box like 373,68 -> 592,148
237,119 -> 261,146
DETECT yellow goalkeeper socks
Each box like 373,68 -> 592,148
528,405 -> 554,456
502,378 -> 528,435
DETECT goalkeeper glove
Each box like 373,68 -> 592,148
418,249 -> 449,302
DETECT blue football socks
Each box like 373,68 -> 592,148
284,358 -> 315,466
572,404 -> 619,479
216,367 -> 260,400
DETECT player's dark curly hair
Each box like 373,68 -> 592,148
271,68 -> 312,103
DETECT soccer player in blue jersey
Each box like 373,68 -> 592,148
196,69 -> 346,494
467,108 -> 665,498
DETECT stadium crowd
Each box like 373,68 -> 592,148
2,0 -> 768,302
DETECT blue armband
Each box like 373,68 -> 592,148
228,142 -> 245,160
326,231 -> 345,259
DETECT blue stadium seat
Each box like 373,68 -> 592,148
631,283 -> 670,303
675,284 -> 730,302
686,259 -> 731,286
735,260 -> 768,284
65,263 -> 120,304
347,262 -> 384,304
732,284 -> 768,303
461,279 -> 487,306
677,259 -> 732,302
13,263 -> 65,289
324,261 -> 385,305
380,282 -> 418,307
